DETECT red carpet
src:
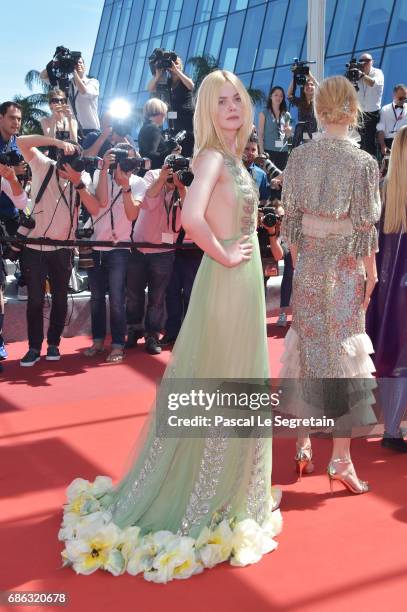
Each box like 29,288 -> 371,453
1,321 -> 406,612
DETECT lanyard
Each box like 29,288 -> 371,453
109,181 -> 123,241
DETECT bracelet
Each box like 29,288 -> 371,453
122,187 -> 132,193
74,181 -> 86,190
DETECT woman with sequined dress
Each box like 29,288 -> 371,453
58,71 -> 282,582
280,76 -> 381,494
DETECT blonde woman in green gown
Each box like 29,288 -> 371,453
59,71 -> 282,583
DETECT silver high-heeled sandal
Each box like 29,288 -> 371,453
327,458 -> 369,494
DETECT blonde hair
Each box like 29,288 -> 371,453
383,125 -> 407,233
315,76 -> 361,128
193,70 -> 253,158
48,88 -> 66,104
143,97 -> 168,119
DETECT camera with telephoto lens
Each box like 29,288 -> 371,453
46,46 -> 82,94
109,148 -> 152,173
53,46 -> 81,75
56,148 -> 103,173
162,129 -> 187,156
261,205 -> 282,229
149,48 -> 178,74
345,57 -> 364,91
291,58 -> 311,88
165,154 -> 194,187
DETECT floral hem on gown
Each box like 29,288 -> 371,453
58,153 -> 282,583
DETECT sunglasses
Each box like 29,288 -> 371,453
51,98 -> 67,104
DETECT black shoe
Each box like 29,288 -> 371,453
159,334 -> 177,347
20,349 -> 41,367
381,435 -> 407,453
125,330 -> 144,349
145,335 -> 162,355
46,346 -> 61,361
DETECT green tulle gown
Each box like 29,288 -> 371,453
59,154 -> 282,583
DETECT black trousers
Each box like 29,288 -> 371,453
20,248 -> 73,351
359,110 -> 380,156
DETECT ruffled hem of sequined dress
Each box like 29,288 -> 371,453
58,477 -> 283,583
280,327 -> 376,378
279,328 -> 377,427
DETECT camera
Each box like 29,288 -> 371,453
162,129 -> 187,156
345,57 -> 363,91
291,58 -> 312,89
149,48 -> 178,74
261,206 -> 282,229
18,209 -> 35,230
56,148 -> 103,173
109,148 -> 151,173
53,46 -> 82,74
75,226 -> 94,239
46,46 -> 82,93
165,154 -> 194,187
0,150 -> 24,167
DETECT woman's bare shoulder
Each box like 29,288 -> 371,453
192,149 -> 225,173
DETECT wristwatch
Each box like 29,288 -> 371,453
122,187 -> 132,193
74,181 -> 87,190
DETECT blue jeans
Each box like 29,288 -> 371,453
126,250 -> 175,336
280,251 -> 294,308
165,252 -> 203,337
88,249 -> 129,348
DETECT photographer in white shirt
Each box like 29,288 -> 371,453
356,53 -> 384,156
377,83 -> 407,156
41,56 -> 100,137
84,145 -> 146,363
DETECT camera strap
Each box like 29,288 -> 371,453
35,164 -> 55,205
69,81 -> 85,140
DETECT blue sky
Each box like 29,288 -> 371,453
0,0 -> 104,102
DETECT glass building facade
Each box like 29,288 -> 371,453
90,0 -> 407,122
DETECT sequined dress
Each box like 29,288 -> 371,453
58,154 -> 282,582
280,137 -> 381,428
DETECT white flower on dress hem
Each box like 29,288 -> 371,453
231,518 -> 278,567
196,520 -> 233,568
64,523 -> 122,575
144,537 -> 203,583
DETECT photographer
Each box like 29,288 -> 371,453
41,54 -> 100,137
243,134 -> 270,205
288,73 -> 319,147
355,53 -> 384,156
258,86 -> 292,169
138,98 -> 181,170
0,163 -> 29,370
83,145 -> 146,363
82,111 -> 132,159
126,157 -> 187,354
257,199 -> 284,295
0,102 -> 27,235
41,89 -> 78,159
16,135 -> 100,366
148,54 -> 194,157
376,83 -> 407,156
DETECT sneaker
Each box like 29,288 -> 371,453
159,334 -> 177,347
17,286 -> 28,301
46,346 -> 61,361
0,342 -> 7,360
145,335 -> 162,355
276,312 -> 288,327
125,329 -> 144,349
20,349 -> 41,367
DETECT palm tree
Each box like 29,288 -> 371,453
25,69 -> 50,97
13,94 -> 48,135
186,53 -> 220,90
186,53 -> 265,105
